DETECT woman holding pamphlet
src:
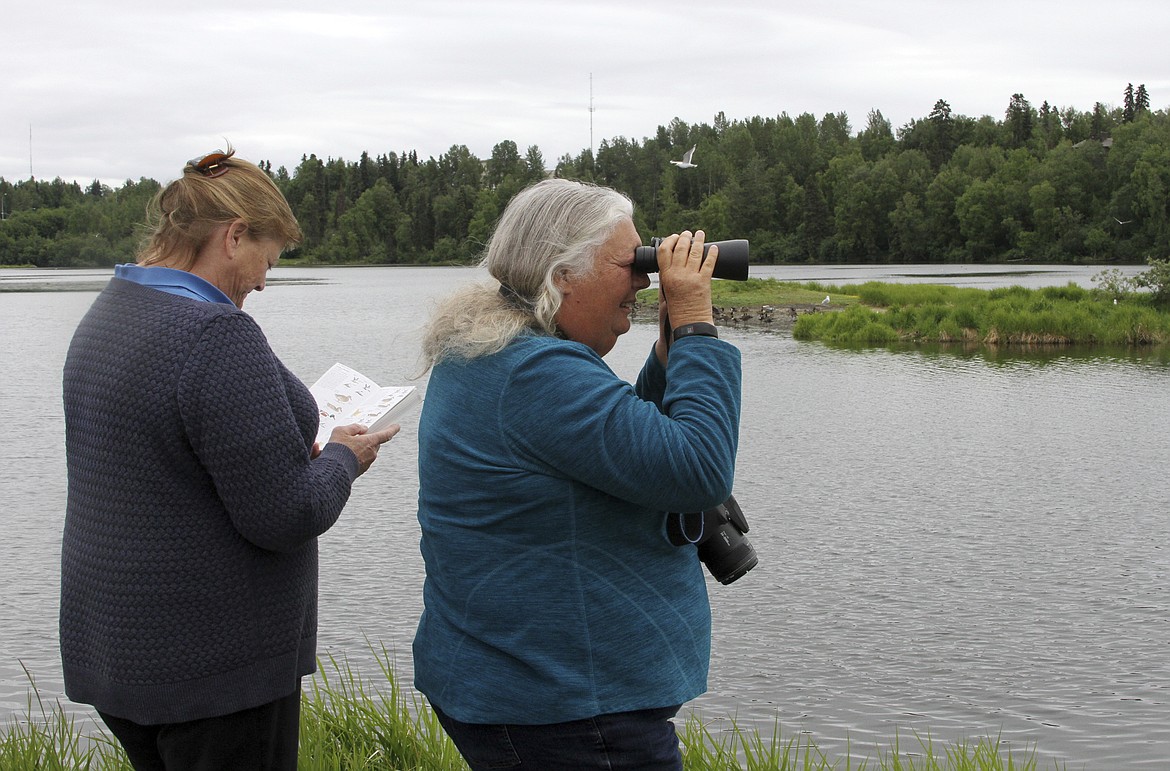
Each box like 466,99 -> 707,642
60,146 -> 398,770
413,178 -> 742,770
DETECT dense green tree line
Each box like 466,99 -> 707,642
2,85 -> 1166,268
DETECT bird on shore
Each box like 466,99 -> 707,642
670,145 -> 698,169
822,295 -> 831,305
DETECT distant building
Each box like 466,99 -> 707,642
1072,137 -> 1113,150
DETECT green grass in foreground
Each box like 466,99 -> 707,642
3,649 -> 1061,770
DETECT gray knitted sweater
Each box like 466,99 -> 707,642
61,278 -> 360,724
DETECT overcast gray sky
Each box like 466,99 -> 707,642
3,0 -> 1167,188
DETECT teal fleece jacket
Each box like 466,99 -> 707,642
413,332 -> 741,724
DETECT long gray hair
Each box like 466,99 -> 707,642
419,178 -> 634,370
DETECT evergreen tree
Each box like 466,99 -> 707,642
1090,102 -> 1109,140
1135,84 -> 1150,115
1005,94 -> 1035,148
1037,101 -> 1063,148
524,145 -> 546,181
858,109 -> 896,162
901,99 -> 960,169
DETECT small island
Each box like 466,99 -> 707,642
636,259 -> 1170,347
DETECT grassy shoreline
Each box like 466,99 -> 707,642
4,652 -> 1061,770
796,281 -> 1169,346
639,278 -> 1170,348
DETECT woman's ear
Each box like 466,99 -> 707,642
553,268 -> 573,295
223,219 -> 249,258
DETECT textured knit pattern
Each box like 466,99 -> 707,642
413,333 -> 741,724
61,278 -> 361,725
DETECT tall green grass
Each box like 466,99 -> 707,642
2,652 -> 1060,770
645,277 -> 1170,348
680,715 -> 1052,770
794,281 -> 1170,346
298,645 -> 465,770
0,662 -> 129,770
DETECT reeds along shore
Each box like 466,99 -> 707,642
636,277 -> 1170,346
794,282 -> 1170,346
3,652 -> 1055,770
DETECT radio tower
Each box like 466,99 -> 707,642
589,73 -> 595,158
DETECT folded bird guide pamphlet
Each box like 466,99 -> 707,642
309,363 -> 421,447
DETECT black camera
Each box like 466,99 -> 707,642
667,494 -> 758,584
633,238 -> 750,281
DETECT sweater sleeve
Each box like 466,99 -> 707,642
177,312 -> 360,551
501,336 -> 741,514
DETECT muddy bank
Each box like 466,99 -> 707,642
632,302 -> 840,331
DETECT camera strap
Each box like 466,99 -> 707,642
666,511 -> 706,546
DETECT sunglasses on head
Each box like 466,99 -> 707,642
187,148 -> 235,178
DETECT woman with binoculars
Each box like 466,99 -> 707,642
413,178 -> 742,770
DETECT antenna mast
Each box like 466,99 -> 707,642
589,73 -> 595,158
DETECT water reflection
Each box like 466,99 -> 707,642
824,339 -> 1170,367
699,324 -> 1170,767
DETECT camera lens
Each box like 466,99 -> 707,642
697,524 -> 758,585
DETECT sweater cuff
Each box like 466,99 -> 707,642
318,441 -> 362,481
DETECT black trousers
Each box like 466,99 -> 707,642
434,704 -> 684,771
98,686 -> 301,771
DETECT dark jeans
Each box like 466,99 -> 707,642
433,704 -> 684,771
97,686 -> 301,771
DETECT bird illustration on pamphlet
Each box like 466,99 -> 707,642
670,145 -> 698,169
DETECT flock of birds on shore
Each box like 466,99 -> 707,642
712,298 -> 832,326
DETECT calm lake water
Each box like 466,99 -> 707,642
2,264 -> 1167,768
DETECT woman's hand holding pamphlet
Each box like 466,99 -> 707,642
309,363 -> 421,447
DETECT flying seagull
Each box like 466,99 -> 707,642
1114,216 -> 1133,225
670,145 -> 698,169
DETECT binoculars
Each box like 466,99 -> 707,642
633,238 -> 750,281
